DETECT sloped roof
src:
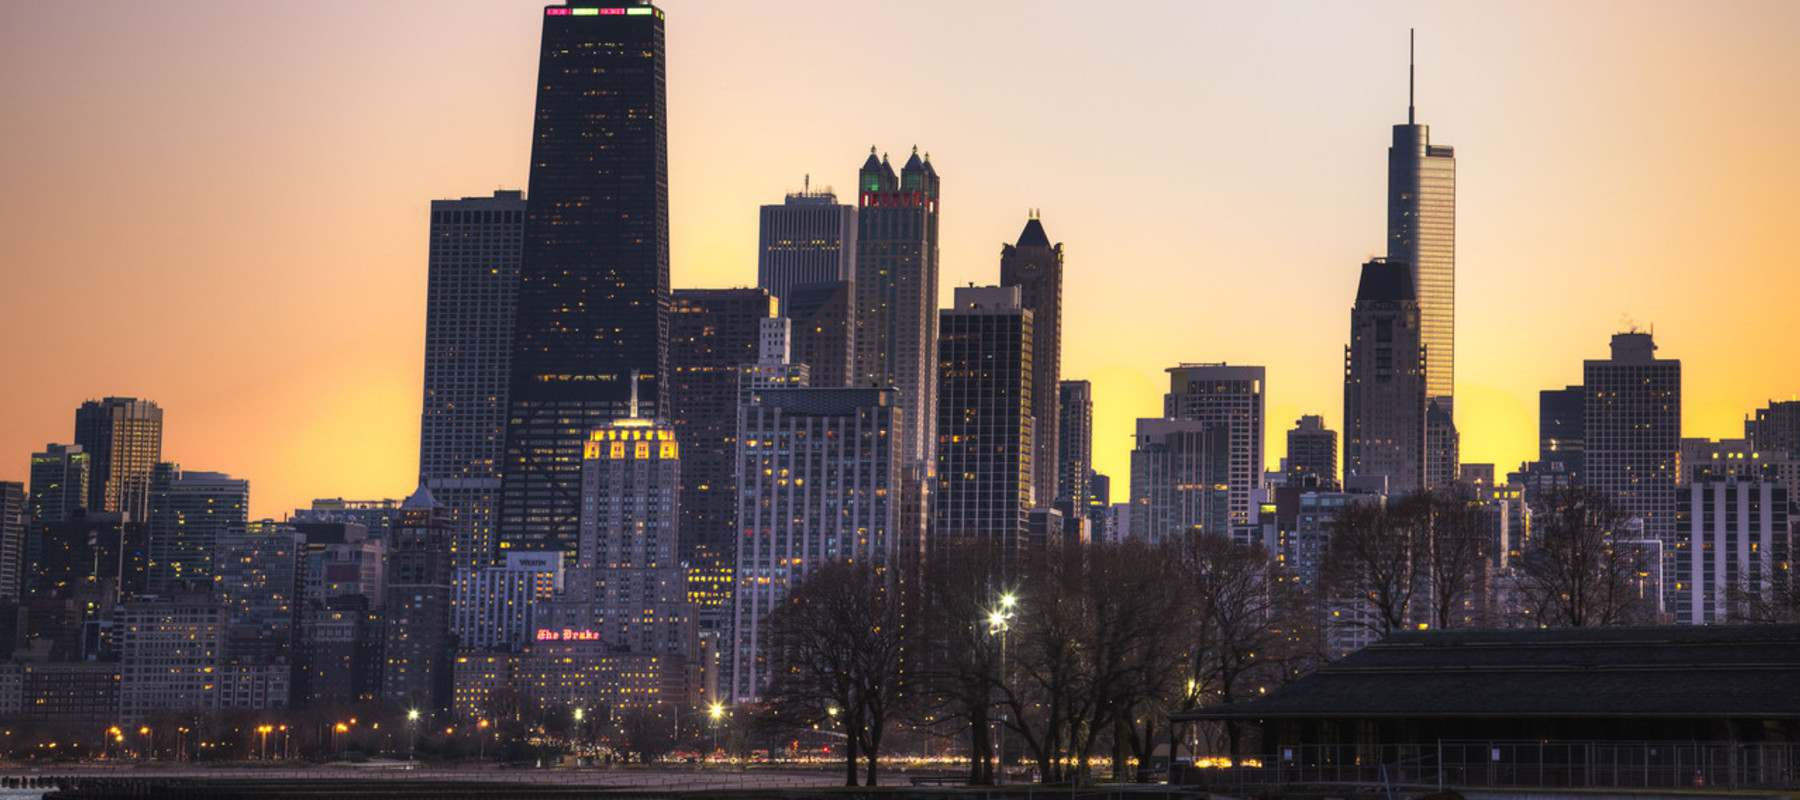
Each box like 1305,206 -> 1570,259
1177,625 -> 1800,720
1355,259 -> 1416,303
1016,217 -> 1051,248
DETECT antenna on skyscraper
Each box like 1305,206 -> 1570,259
1408,28 -> 1416,125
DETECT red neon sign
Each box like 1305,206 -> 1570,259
536,628 -> 601,641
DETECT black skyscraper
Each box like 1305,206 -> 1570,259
501,2 -> 670,559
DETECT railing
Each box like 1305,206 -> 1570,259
1179,740 -> 1800,792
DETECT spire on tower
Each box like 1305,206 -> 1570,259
629,369 -> 641,419
1408,28 -> 1416,125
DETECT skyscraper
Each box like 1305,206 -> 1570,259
852,146 -> 940,468
1584,331 -> 1681,548
73,397 -> 162,522
1387,35 -> 1456,420
1129,418 -> 1230,540
1540,386 -> 1586,479
786,280 -> 853,388
0,482 -> 24,602
1285,415 -> 1339,491
214,520 -> 301,662
1000,214 -> 1063,506
546,412 -> 690,659
1344,258 -> 1426,495
1674,473 -> 1788,625
420,190 -> 524,573
25,443 -> 88,597
1425,399 -> 1460,487
1164,364 -> 1264,525
384,483 -> 455,716
501,1 -> 671,560
732,387 -> 905,701
145,464 -> 249,594
668,288 -> 774,643
935,286 -> 1033,553
1057,380 -> 1094,511
757,185 -> 856,312
1747,400 -> 1800,456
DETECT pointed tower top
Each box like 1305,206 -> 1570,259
402,478 -> 439,510
1408,28 -> 1416,125
628,369 -> 641,419
1016,215 -> 1051,248
902,146 -> 924,171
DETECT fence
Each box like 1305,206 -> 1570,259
1180,740 -> 1800,792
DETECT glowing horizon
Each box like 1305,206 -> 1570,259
2,1 -> 1798,518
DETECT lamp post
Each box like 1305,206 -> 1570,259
707,703 -> 724,766
573,707 -> 585,765
988,592 -> 1016,784
406,710 -> 420,762
139,727 -> 151,761
478,719 -> 490,761
258,725 -> 272,761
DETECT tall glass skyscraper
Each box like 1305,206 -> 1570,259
501,2 -> 670,560
1386,38 -> 1456,419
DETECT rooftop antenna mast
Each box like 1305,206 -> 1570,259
1408,28 -> 1416,125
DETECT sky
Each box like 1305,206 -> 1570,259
3,1 -> 1799,520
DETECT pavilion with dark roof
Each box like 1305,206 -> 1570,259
1175,624 -> 1800,748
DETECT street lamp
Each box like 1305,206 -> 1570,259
707,703 -> 724,765
477,719 -> 490,761
257,725 -> 272,761
139,727 -> 151,761
407,709 -> 420,762
989,592 -> 1016,784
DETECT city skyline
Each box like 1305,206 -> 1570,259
5,2 -> 1800,518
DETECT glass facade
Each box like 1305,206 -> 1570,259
501,3 -> 670,558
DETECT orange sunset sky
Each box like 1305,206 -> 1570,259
3,1 -> 1798,520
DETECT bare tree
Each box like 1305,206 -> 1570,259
1411,488 -> 1494,630
1322,498 -> 1417,638
1514,487 -> 1659,627
763,559 -> 906,786
1166,531 -> 1297,759
997,540 -> 1182,784
912,545 -> 1007,784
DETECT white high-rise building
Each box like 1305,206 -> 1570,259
731,388 -> 906,702
452,551 -> 563,651
1675,473 -> 1788,625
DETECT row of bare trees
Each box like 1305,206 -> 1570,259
760,486 -> 1778,785
763,535 -> 1309,785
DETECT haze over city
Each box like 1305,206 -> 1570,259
4,1 -> 1799,518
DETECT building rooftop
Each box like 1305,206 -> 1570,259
1177,624 -> 1800,720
